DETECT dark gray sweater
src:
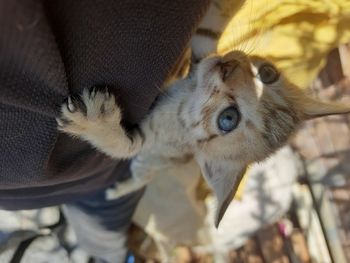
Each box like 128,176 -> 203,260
0,0 -> 209,209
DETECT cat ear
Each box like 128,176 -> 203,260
299,98 -> 350,119
197,155 -> 247,227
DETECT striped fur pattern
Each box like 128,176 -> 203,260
191,0 -> 244,62
57,50 -> 350,227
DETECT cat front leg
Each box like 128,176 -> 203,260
105,155 -> 163,199
105,174 -> 151,200
57,88 -> 143,159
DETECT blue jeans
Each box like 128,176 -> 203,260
63,186 -> 144,263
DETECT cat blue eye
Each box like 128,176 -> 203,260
217,106 -> 240,133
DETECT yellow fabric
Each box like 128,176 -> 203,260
219,0 -> 350,199
232,166 -> 249,200
218,0 -> 350,88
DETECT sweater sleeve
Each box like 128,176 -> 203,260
0,0 -> 209,194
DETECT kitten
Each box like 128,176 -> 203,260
57,50 -> 350,227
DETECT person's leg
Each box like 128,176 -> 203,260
62,186 -> 144,263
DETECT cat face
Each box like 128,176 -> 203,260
185,50 -> 350,226
191,51 -> 295,162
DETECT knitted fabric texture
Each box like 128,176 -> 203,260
0,0 -> 209,209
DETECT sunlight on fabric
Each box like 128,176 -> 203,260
218,0 -> 350,88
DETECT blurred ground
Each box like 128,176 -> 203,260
292,43 -> 350,263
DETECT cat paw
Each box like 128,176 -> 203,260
57,87 -> 122,136
105,186 -> 128,200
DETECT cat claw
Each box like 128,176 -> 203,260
56,117 -> 63,127
89,87 -> 97,99
104,89 -> 111,100
67,97 -> 76,112
56,87 -> 122,136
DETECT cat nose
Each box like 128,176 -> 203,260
222,50 -> 247,63
218,60 -> 239,81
